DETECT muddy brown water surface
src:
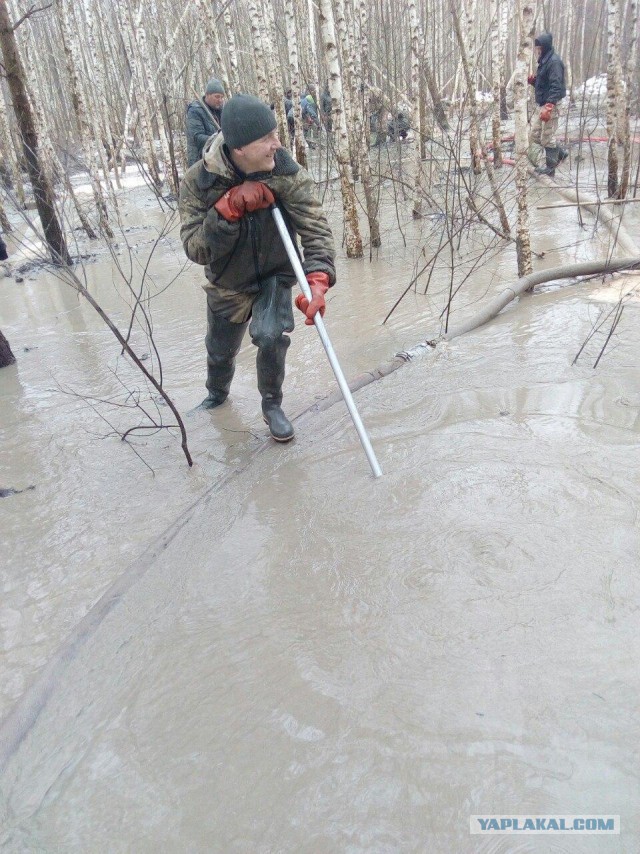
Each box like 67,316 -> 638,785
1,171 -> 640,851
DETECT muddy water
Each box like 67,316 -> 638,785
1,174 -> 640,851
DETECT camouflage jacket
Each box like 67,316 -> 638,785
179,134 -> 336,297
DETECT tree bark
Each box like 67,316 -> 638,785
318,0 -> 362,258
0,328 -> 15,367
514,1 -> 536,277
607,0 -> 621,197
0,0 -> 70,265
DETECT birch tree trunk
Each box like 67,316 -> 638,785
81,0 -> 121,189
132,3 -> 177,194
60,0 -> 111,237
334,0 -> 358,178
116,0 -> 162,189
224,7 -> 241,93
619,0 -> 636,197
358,0 -> 381,247
514,1 -> 536,277
306,0 -> 319,83
490,0 -> 503,167
0,2 -> 70,264
607,0 -> 621,197
318,0 -> 362,258
409,0 -> 425,217
499,0 -> 509,118
261,0 -> 289,149
247,0 -> 271,103
452,0 -> 483,173
284,0 -> 307,166
0,87 -> 24,209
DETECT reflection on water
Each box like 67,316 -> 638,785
1,181 -> 640,851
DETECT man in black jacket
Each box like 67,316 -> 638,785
186,79 -> 226,167
527,33 -> 567,176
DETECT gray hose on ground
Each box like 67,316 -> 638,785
434,257 -> 640,344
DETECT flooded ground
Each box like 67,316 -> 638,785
1,147 -> 640,851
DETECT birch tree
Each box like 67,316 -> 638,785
606,0 -> 621,197
284,0 -> 307,166
409,0 -> 426,217
60,0 -> 112,237
514,0 -> 536,277
357,0 -> 381,247
318,0 -> 362,258
490,0 -> 503,167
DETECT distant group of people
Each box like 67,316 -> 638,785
180,30 -> 567,436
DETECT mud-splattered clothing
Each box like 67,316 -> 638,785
179,133 -> 335,322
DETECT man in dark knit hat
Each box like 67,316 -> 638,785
186,78 -> 226,167
527,33 -> 567,176
179,93 -> 335,442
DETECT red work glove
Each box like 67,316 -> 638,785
540,102 -> 554,122
214,181 -> 275,222
295,272 -> 330,325
527,74 -> 536,86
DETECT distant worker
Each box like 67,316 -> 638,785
527,33 -> 568,176
387,110 -> 410,142
320,83 -> 332,132
186,78 -> 226,167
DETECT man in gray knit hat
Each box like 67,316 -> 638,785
179,93 -> 335,442
185,78 -> 226,167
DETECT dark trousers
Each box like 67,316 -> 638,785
205,276 -> 294,406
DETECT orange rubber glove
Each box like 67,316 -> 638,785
540,102 -> 554,122
295,272 -> 330,325
214,181 -> 275,222
527,74 -> 536,86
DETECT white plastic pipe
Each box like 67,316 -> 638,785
271,205 -> 383,478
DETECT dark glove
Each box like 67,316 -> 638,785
295,272 -> 330,325
540,102 -> 554,122
527,74 -> 536,86
214,181 -> 275,222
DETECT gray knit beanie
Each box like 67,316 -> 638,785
205,78 -> 225,96
221,94 -> 277,149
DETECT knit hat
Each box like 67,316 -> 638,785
205,78 -> 225,96
221,94 -> 277,150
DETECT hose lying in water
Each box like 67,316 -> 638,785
301,256 -> 640,420
426,256 -> 640,346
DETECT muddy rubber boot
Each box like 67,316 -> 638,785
200,310 -> 248,409
535,146 -> 559,177
249,276 -> 295,442
257,341 -> 294,442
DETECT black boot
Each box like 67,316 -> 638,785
200,306 -> 247,409
256,336 -> 294,442
535,146 -> 560,176
557,147 -> 569,163
249,276 -> 295,442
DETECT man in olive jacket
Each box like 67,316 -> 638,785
185,78 -> 225,167
179,94 -> 336,441
527,32 -> 567,176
